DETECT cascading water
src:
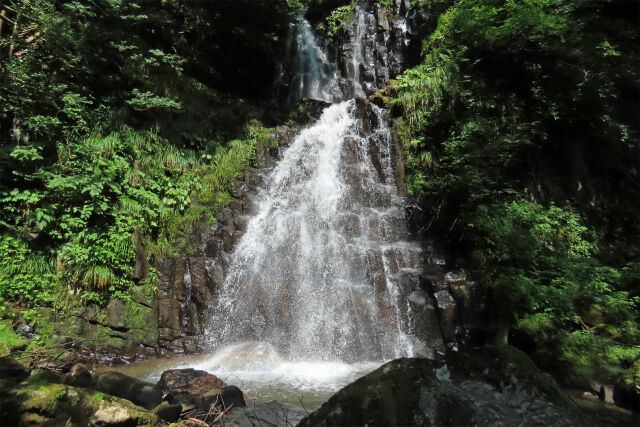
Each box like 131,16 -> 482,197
208,100 -> 422,362
349,7 -> 367,98
288,16 -> 342,103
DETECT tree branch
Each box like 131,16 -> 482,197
0,10 -> 15,27
0,3 -> 16,14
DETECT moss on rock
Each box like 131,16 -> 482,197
15,381 -> 163,426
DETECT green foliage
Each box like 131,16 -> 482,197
126,89 -> 182,112
391,0 -> 640,384
22,307 -> 56,349
562,330 -> 640,385
0,320 -> 29,355
90,392 -> 105,401
154,121 -> 273,255
325,5 -> 355,37
0,120 -> 275,305
469,200 -> 637,359
0,236 -> 56,304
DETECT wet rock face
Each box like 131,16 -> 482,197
298,346 -> 580,427
154,125 -> 301,354
313,0 -> 426,98
403,201 -> 488,353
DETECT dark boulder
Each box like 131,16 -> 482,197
158,368 -> 228,404
299,346 -> 581,427
154,401 -> 183,423
95,371 -> 163,410
64,363 -> 94,387
196,385 -> 246,412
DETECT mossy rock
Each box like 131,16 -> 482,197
121,301 -> 158,345
21,383 -> 70,416
15,382 -> 163,426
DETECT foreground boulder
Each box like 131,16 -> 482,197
196,385 -> 245,412
4,377 -> 162,426
299,346 -> 581,426
156,367 -> 245,413
158,368 -> 227,399
95,371 -> 163,409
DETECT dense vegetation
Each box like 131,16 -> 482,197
1,0 -> 638,403
0,0 -> 296,330
390,0 -> 639,387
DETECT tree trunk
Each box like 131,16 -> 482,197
0,10 -> 6,35
4,11 -> 18,83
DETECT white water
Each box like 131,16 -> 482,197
207,100 -> 420,360
350,6 -> 368,98
195,98 -> 428,404
288,17 -> 342,103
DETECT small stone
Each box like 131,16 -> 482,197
20,413 -> 51,425
90,404 -> 135,426
599,384 -> 615,404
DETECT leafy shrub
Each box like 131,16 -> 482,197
0,236 -> 56,304
390,0 -> 640,383
325,5 -> 355,37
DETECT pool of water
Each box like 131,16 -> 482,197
108,342 -> 382,410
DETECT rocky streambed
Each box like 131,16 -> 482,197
1,345 -> 636,426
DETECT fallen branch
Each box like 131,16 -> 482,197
25,31 -> 40,43
213,403 -> 233,423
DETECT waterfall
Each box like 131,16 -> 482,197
349,7 -> 367,98
207,99 -> 427,362
288,17 -> 342,103
195,5 -> 437,404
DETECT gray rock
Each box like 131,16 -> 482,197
90,405 -> 134,426
106,298 -> 127,330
